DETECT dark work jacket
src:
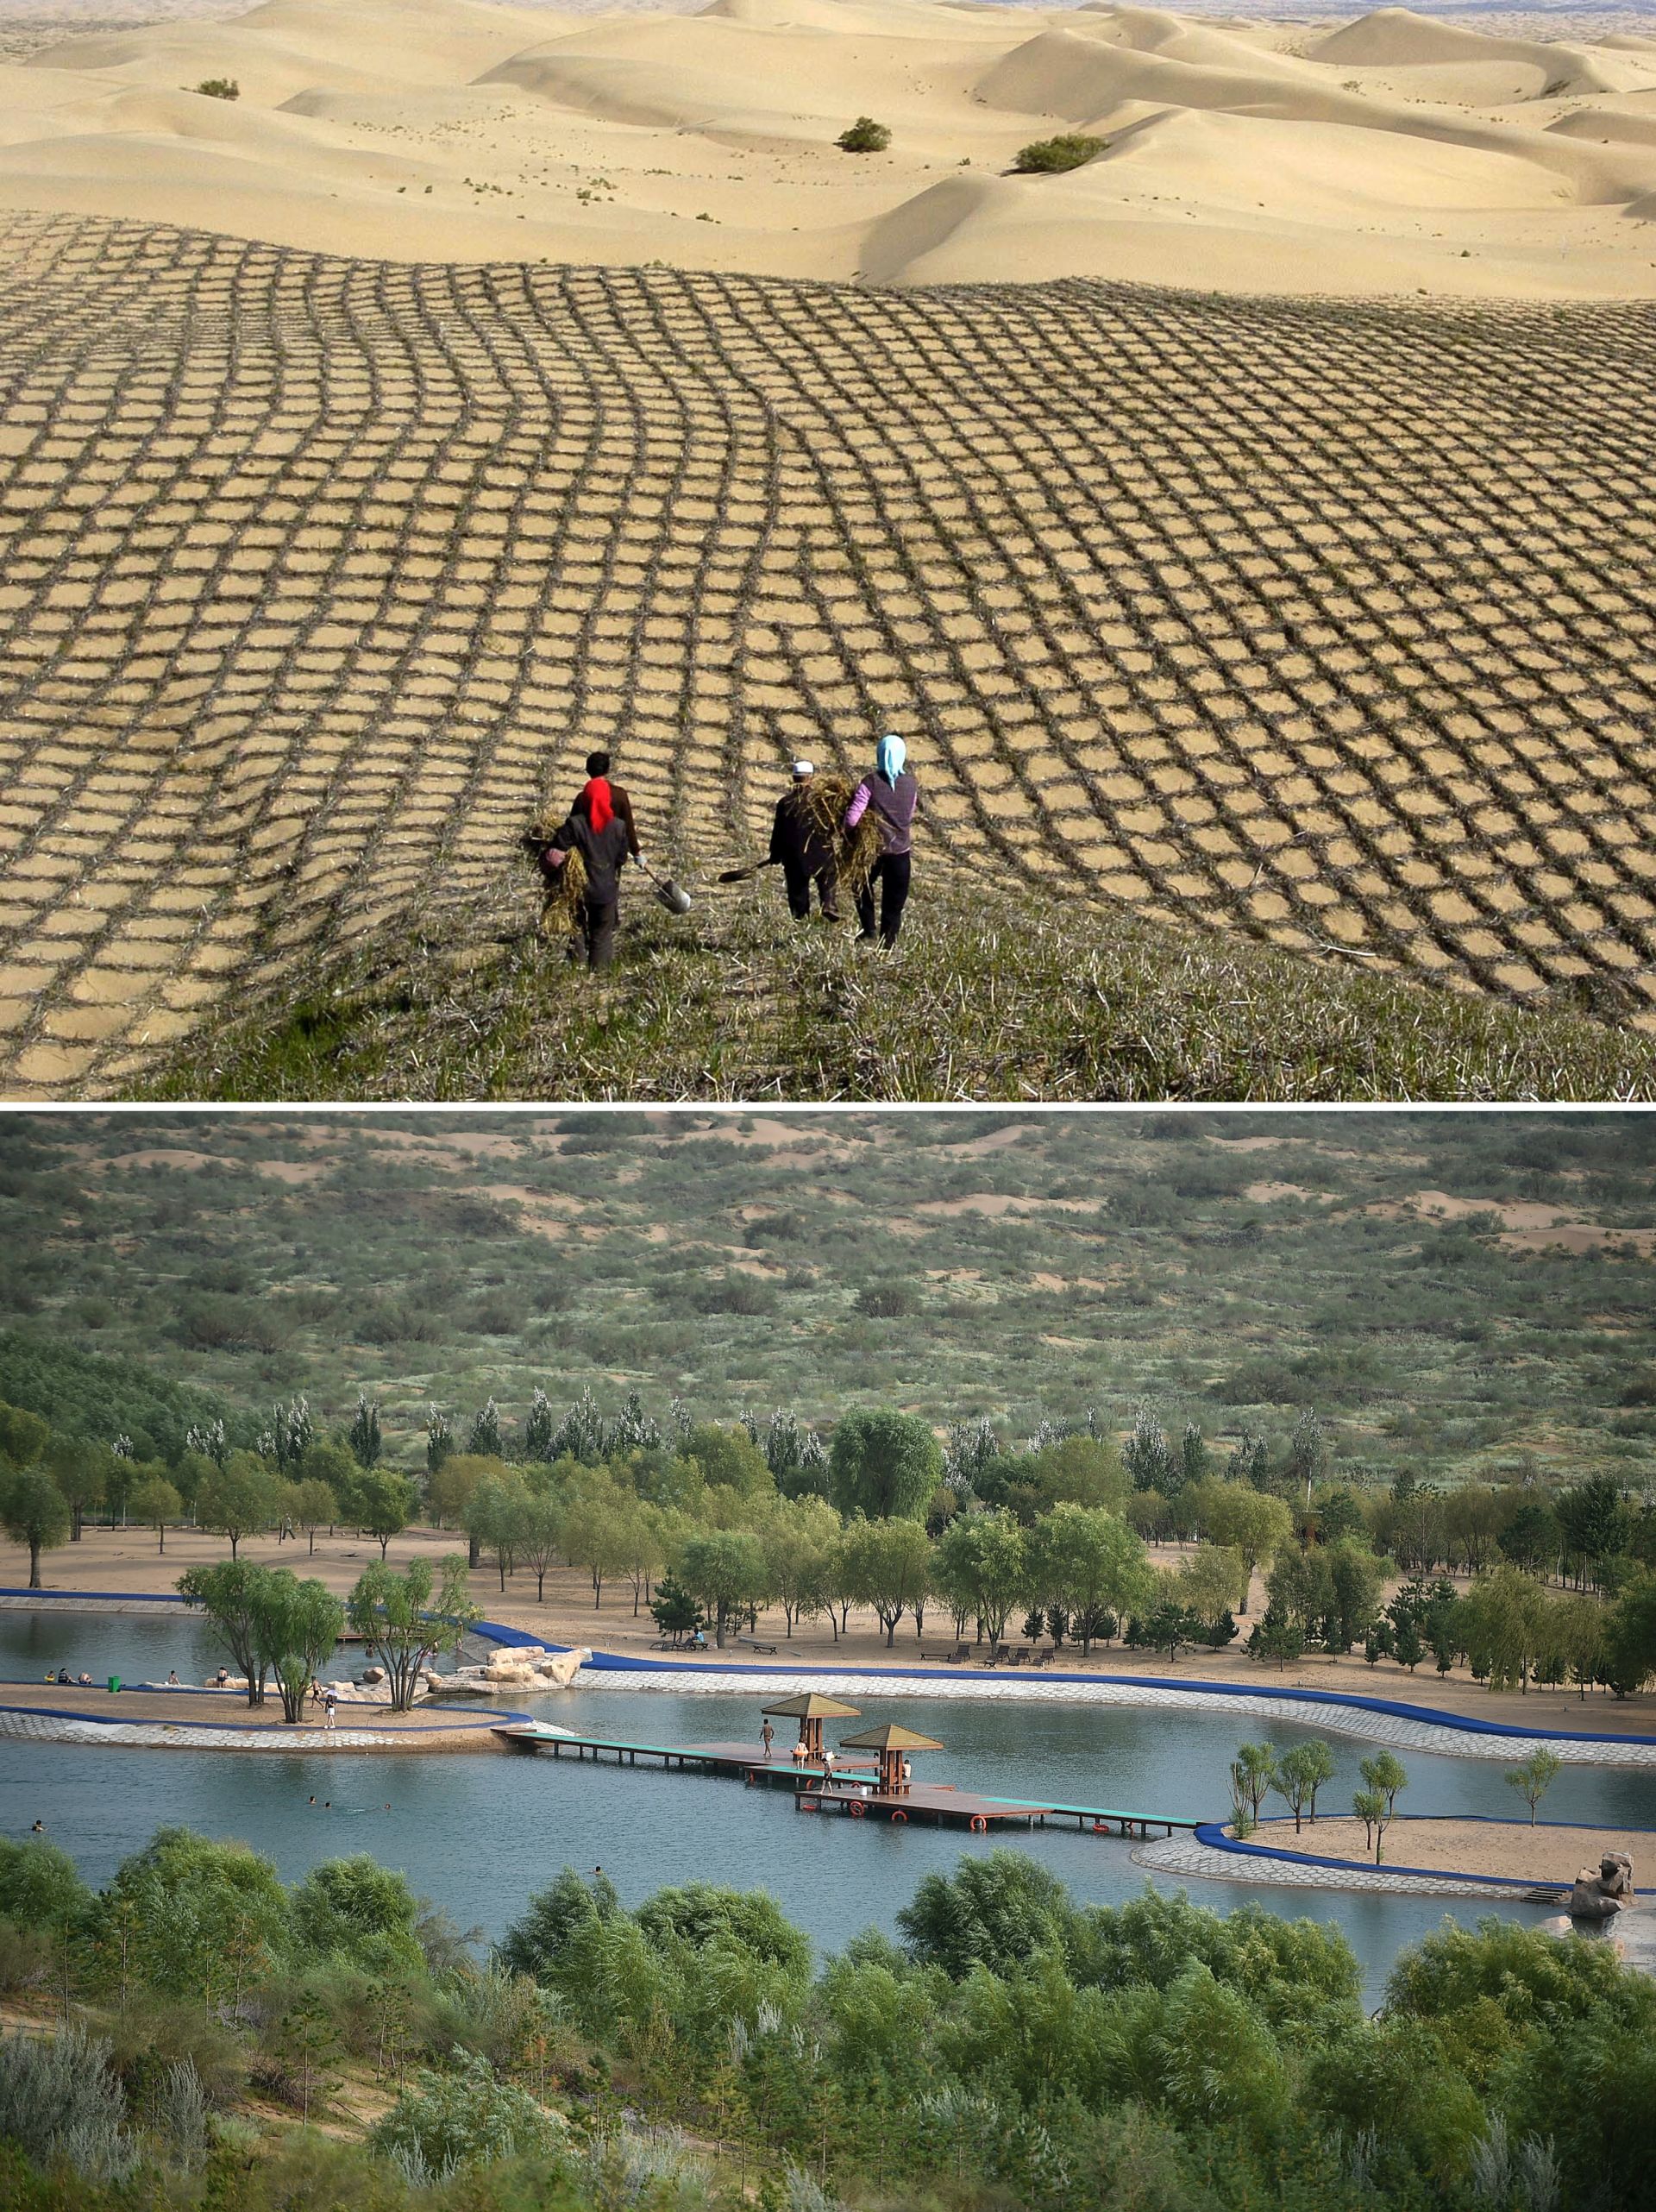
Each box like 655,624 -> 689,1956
574,781 -> 642,861
551,811 -> 631,904
768,789 -> 835,875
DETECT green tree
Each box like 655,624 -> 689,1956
263,1570 -> 346,1722
292,1476 -> 339,1555
841,1515 -> 933,1645
0,1402 -> 50,1473
513,1489 -> 565,1604
898,1851 -> 1075,1979
649,1574 -> 702,1643
467,1471 -> 530,1593
351,1469 -> 414,1562
1269,1740 -> 1334,1833
1024,1503 -> 1151,1650
2,1465 -> 71,1587
561,1474 -> 638,1608
347,1555 -> 478,1711
87,1828 -> 289,2006
501,1865 -> 621,1981
348,1392 -> 383,1470
757,1493 -> 839,1635
195,1452 -> 273,1561
1455,1567 -> 1552,1693
177,1558 -> 278,1706
1504,1746 -> 1563,1826
46,1436 -> 104,1543
1358,1750 -> 1408,1820
828,1409 -> 942,1523
935,1508 -> 1028,1643
1325,1541 -> 1385,1653
676,1530 -> 767,1647
128,1473 -> 181,1554
291,1855 -> 424,1975
1352,1786 -> 1387,1859
681,1422 -> 773,1499
1173,1543 -> 1248,1626
1194,1480 -> 1294,1580
1229,1743 -> 1276,1832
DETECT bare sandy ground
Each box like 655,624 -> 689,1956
1,0 -> 1655,296
8,1523 -> 1656,1740
0,1676 -> 511,1746
1252,1813 -> 1654,1882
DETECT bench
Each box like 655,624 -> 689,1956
740,1639 -> 779,1655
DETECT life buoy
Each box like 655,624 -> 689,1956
890,1809 -> 907,1824
1093,1822 -> 1108,1836
849,1800 -> 866,1818
800,1797 -> 819,1812
969,1815 -> 987,1834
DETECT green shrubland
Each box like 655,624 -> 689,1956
3,1832 -> 1655,2211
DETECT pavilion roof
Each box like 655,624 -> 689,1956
762,1692 -> 862,1720
838,1722 -> 944,1753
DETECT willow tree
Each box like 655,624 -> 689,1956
347,1555 -> 477,1711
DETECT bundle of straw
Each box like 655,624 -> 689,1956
524,817 -> 588,940
794,772 -> 885,900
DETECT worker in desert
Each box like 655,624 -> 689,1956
541,749 -> 645,970
844,732 -> 921,948
768,759 -> 842,922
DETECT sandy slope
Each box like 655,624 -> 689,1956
0,0 -> 1653,293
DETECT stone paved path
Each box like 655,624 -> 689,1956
2,213 -> 1653,1095
0,1706 -> 402,1750
568,1665 -> 1656,1767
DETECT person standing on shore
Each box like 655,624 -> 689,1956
844,734 -> 920,948
768,761 -> 841,922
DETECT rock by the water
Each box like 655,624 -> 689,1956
1568,1854 -> 1634,1920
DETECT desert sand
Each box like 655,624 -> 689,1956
1251,1813 -> 1653,1884
0,0 -> 1654,295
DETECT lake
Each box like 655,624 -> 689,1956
7,1609 -> 1653,2003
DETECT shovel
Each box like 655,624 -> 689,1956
717,860 -> 778,884
638,856 -> 693,915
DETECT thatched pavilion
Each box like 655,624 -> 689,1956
762,1691 -> 861,1762
837,1721 -> 944,1795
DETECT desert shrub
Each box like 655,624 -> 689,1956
189,77 -> 239,98
837,116 -> 890,152
0,1920 -> 52,1993
1012,134 -> 1105,173
101,1995 -> 248,2111
856,1279 -> 921,1318
0,2026 -> 135,2183
0,1838 -> 91,1932
372,2046 -> 562,2178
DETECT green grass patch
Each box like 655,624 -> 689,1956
131,872 -> 1656,1104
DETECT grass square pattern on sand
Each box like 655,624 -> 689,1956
0,212 -> 1653,1096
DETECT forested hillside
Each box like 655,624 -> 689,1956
1,1113 -> 1653,1486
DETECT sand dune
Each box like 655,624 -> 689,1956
0,0 -> 1650,293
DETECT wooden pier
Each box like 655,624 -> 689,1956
490,1724 -> 1200,1839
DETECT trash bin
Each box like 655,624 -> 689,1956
108,1676 -> 121,1694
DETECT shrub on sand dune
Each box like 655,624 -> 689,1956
1013,134 -> 1105,173
837,117 -> 891,153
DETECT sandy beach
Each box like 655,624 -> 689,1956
1,0 -> 1655,295
1243,1813 -> 1653,1886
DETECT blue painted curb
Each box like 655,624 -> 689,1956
470,1629 -> 1656,1750
1192,1818 -> 1656,1895
0,1589 -> 190,1605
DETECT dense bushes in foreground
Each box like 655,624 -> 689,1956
2,1826 -> 1653,2211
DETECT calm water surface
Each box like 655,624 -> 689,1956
7,1612 -> 1653,2003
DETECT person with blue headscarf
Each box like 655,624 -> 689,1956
844,732 -> 920,947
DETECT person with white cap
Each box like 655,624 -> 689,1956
768,759 -> 842,922
844,733 -> 920,947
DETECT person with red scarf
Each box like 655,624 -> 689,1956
543,750 -> 645,970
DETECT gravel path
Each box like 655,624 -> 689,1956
562,1665 -> 1656,1768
